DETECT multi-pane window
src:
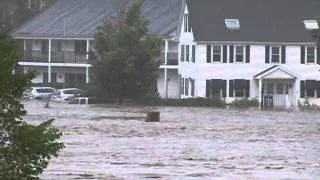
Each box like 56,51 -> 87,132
235,46 -> 244,62
207,45 -> 250,63
181,78 -> 195,97
229,79 -> 250,98
306,46 -> 316,63
235,89 -> 245,97
271,46 -> 280,63
41,40 -> 48,54
75,40 -> 87,55
184,14 -> 191,32
276,84 -> 284,94
180,45 -> 191,62
212,45 -> 222,62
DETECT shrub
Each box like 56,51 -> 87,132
140,97 -> 226,107
230,98 -> 259,107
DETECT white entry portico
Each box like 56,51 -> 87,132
254,66 -> 300,109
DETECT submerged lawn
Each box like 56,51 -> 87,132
23,101 -> 320,180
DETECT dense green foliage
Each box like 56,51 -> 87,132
90,1 -> 161,104
0,31 -> 64,179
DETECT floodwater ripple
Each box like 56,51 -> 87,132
22,101 -> 320,180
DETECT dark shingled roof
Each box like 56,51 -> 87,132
187,0 -> 320,43
12,0 -> 182,38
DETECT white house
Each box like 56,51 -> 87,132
11,0 -> 182,98
178,0 -> 320,108
11,0 -> 320,108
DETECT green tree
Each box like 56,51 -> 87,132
0,31 -> 64,179
90,0 -> 161,104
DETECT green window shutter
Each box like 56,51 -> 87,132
206,80 -> 211,97
301,46 -> 305,64
265,45 -> 270,63
229,80 -> 234,97
207,45 -> 211,63
281,46 -> 286,64
223,45 -> 228,63
245,45 -> 250,63
229,45 -> 234,63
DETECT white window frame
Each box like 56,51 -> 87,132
303,20 -> 319,30
212,45 -> 223,63
225,19 -> 240,30
181,44 -> 191,62
305,46 -> 317,64
234,45 -> 245,63
270,46 -> 281,63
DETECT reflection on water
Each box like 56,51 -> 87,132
23,100 -> 320,180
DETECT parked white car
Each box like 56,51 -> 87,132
24,87 -> 56,100
52,88 -> 83,102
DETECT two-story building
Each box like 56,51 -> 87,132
12,0 -> 320,108
11,0 -> 182,98
179,0 -> 320,108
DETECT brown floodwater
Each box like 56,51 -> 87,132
22,100 -> 320,180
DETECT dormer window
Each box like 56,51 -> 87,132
303,20 -> 319,30
225,19 -> 240,30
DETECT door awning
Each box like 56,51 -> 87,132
254,65 -> 299,79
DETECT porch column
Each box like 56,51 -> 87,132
86,39 -> 90,60
294,79 -> 300,107
23,39 -> 26,51
164,39 -> 168,99
48,39 -> 52,83
86,66 -> 89,83
258,78 -> 263,109
226,78 -> 230,99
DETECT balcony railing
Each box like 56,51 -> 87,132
21,50 -> 48,62
51,51 -> 87,64
157,52 -> 178,65
20,50 -> 88,64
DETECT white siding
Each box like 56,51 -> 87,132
158,69 -> 179,98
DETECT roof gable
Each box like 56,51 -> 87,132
188,0 -> 320,43
254,66 -> 299,79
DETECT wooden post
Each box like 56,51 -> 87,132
146,112 -> 160,122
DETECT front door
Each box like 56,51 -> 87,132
263,82 -> 293,108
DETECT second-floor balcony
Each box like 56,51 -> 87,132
157,52 -> 178,65
51,51 -> 87,64
20,50 -> 88,64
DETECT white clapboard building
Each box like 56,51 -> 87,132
178,0 -> 320,108
11,0 -> 320,108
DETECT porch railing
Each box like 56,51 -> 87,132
157,52 -> 178,65
51,51 -> 87,64
20,50 -> 88,64
21,50 -> 48,62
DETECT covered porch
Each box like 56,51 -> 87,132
254,66 -> 300,109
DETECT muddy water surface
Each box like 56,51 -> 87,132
23,101 -> 320,180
